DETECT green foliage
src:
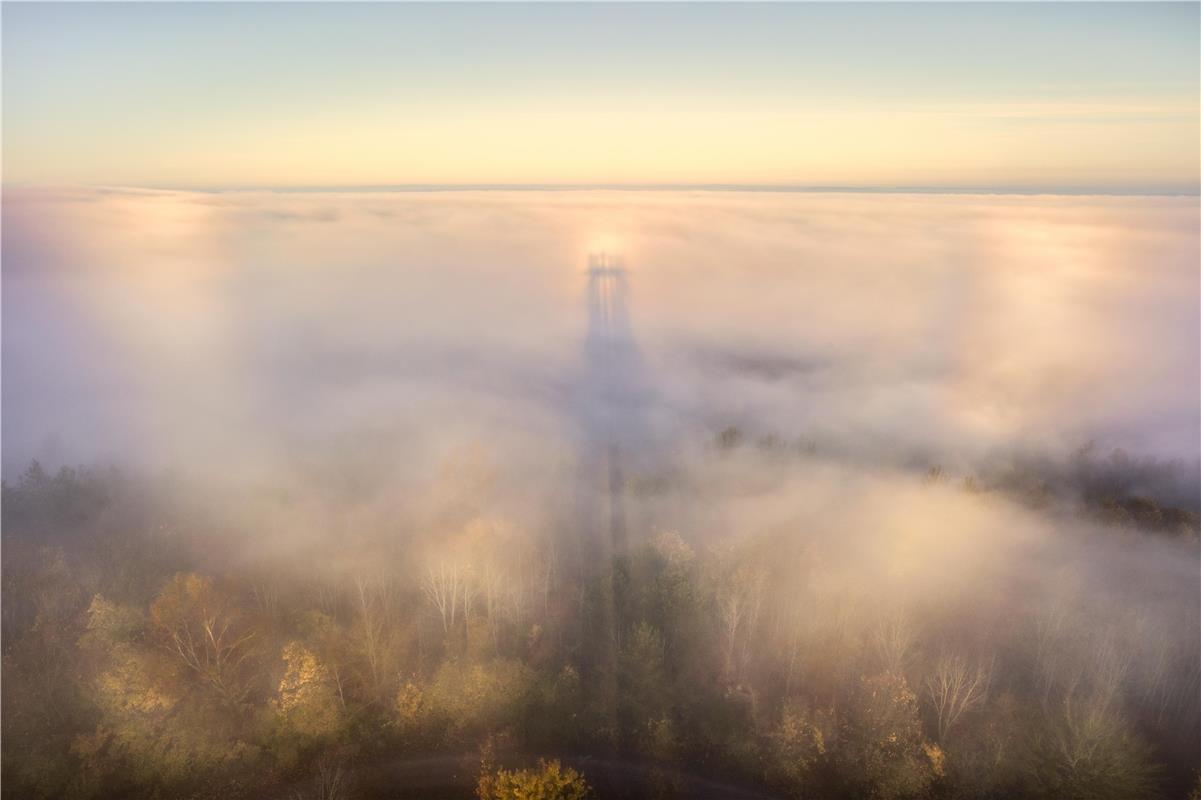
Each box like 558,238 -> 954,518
2,462 -> 113,535
1,651 -> 80,799
422,658 -> 537,742
532,663 -> 586,746
618,622 -> 671,749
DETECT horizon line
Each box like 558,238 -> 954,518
5,182 -> 1200,198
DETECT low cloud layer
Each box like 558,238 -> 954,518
3,188 -> 1197,484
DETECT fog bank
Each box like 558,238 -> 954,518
4,189 -> 1198,486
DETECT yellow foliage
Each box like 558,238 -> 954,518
395,677 -> 427,731
274,641 -> 343,738
476,758 -> 592,800
81,594 -> 142,643
80,596 -> 178,716
924,742 -> 946,778
148,572 -> 258,706
95,656 -> 176,715
72,592 -> 259,791
149,573 -> 214,629
767,699 -> 831,791
73,718 -> 258,789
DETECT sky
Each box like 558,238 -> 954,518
3,2 -> 1198,190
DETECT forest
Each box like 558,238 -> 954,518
4,3 -> 1200,797
3,437 -> 1198,800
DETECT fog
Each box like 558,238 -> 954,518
4,188 -> 1198,475
3,188 -> 1199,799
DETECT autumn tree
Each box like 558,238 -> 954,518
76,594 -> 257,795
300,611 -> 353,713
477,758 -> 592,800
836,672 -> 940,799
149,572 -> 259,707
764,698 -> 833,796
424,658 -> 536,742
274,642 -> 345,739
267,641 -> 347,773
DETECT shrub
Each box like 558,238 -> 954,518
476,758 -> 591,800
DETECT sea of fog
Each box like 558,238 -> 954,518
4,188 -> 1197,485
5,190 -> 1200,791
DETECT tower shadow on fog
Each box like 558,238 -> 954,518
577,253 -> 654,564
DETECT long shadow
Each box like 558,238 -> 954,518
578,253 -> 649,562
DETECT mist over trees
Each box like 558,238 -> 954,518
3,435 -> 1197,799
3,190 -> 1198,799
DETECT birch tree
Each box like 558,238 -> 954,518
924,651 -> 992,742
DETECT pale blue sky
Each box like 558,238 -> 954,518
4,3 -> 1198,188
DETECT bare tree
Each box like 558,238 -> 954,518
1036,686 -> 1159,800
291,762 -> 349,800
423,562 -> 463,634
718,590 -> 746,682
312,574 -> 343,617
150,573 -> 258,706
461,566 -> 479,636
1033,600 -> 1071,708
538,538 -> 557,620
482,565 -> 505,651
873,612 -> 916,677
924,650 -> 992,742
780,603 -> 808,697
718,567 -> 764,684
352,575 -> 396,700
1088,631 -> 1131,712
250,580 -> 276,615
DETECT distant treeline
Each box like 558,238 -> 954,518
714,428 -> 1201,538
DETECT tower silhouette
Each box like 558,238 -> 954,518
585,253 -> 635,417
581,252 -> 642,560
